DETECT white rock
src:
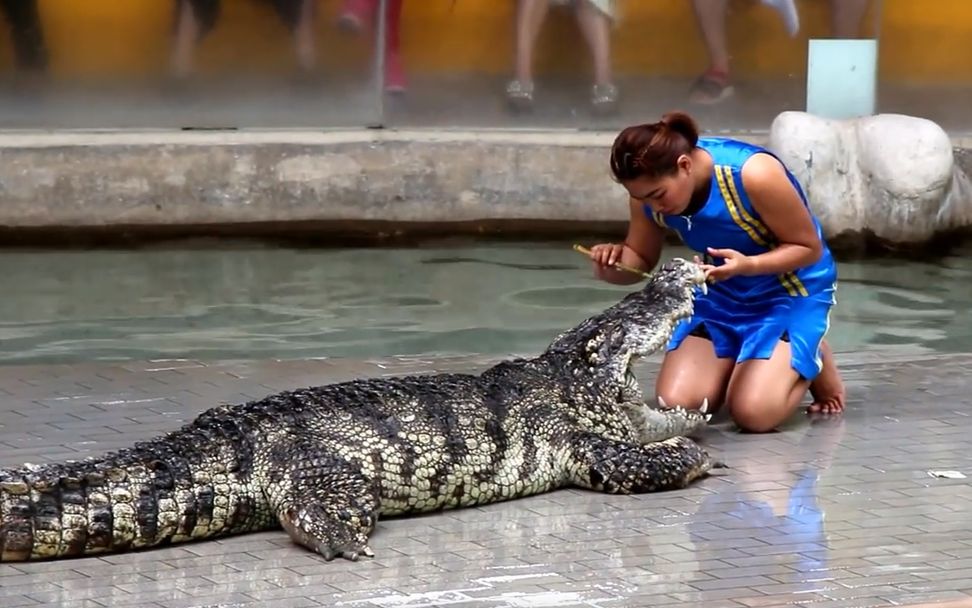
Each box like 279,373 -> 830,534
768,111 -> 972,245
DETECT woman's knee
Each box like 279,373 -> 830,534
726,393 -> 793,433
655,339 -> 733,412
729,402 -> 777,433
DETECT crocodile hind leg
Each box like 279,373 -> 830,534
566,433 -> 719,494
265,449 -> 380,561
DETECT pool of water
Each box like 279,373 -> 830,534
0,239 -> 968,364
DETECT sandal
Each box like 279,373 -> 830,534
505,79 -> 535,112
689,70 -> 734,105
591,83 -> 619,115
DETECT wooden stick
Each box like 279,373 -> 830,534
572,244 -> 652,279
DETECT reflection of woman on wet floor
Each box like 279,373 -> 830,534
171,0 -> 317,78
1,0 -> 48,72
688,420 -> 845,573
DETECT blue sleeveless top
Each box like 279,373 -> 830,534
646,137 -> 837,302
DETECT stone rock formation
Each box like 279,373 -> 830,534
768,111 -> 972,248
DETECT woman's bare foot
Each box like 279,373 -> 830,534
808,340 -> 845,415
809,380 -> 844,414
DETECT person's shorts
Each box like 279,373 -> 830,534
669,290 -> 833,381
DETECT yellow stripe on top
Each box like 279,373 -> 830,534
784,273 -> 809,297
715,165 -> 809,297
715,165 -> 769,247
723,166 -> 772,240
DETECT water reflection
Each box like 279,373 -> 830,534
0,241 -> 967,364
687,417 -> 847,591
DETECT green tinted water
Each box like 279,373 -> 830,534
0,240 -> 966,364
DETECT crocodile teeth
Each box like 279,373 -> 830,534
657,396 -> 669,409
700,398 -> 708,415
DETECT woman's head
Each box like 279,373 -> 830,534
609,111 -> 702,214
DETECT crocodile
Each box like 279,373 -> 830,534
0,257 -> 718,563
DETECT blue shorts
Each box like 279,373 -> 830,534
668,287 -> 835,380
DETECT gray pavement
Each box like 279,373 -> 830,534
1,348 -> 971,607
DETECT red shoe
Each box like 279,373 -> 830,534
688,69 -> 734,105
337,0 -> 377,33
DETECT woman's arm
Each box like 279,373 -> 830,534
706,153 -> 822,280
589,197 -> 665,285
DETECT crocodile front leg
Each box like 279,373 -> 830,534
566,433 -> 718,494
265,446 -> 380,561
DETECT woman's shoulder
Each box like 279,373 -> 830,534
699,137 -> 770,167
740,151 -> 789,185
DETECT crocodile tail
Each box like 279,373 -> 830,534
0,412 -> 266,562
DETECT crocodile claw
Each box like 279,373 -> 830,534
321,544 -> 375,561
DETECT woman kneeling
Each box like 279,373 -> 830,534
586,111 -> 844,433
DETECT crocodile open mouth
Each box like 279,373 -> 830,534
620,271 -> 708,402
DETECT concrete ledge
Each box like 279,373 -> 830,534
1,129 -> 971,250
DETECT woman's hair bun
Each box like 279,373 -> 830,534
661,111 -> 700,148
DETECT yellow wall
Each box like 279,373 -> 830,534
6,0 -> 970,84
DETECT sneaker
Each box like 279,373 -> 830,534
688,70 -> 734,105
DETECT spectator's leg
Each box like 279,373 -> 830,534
830,0 -> 870,38
574,1 -> 611,87
267,0 -> 317,72
513,0 -> 550,84
383,0 -> 406,93
171,0 -> 201,78
507,0 -> 550,109
574,1 -> 616,113
0,0 -> 48,72
297,0 -> 317,71
171,0 -> 220,78
170,2 -> 194,78
688,0 -> 733,104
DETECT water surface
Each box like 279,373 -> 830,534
0,240 -> 966,364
